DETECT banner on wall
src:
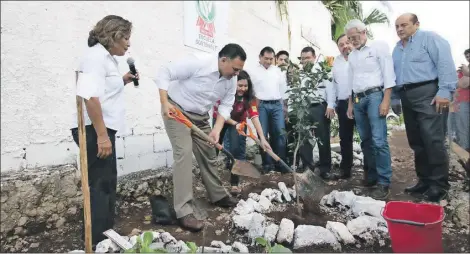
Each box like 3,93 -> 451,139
183,1 -> 229,53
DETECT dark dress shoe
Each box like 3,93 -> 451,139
423,186 -> 448,202
338,170 -> 352,179
213,196 -> 238,208
371,185 -> 390,200
320,172 -> 338,180
404,181 -> 429,194
178,214 -> 204,232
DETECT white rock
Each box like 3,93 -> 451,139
326,221 -> 355,244
211,241 -> 232,253
320,190 -> 337,206
246,198 -> 262,213
152,232 -> 160,241
234,200 -> 255,215
165,240 -> 189,253
278,182 -> 291,202
233,213 -> 254,230
160,232 -> 177,244
351,196 -> 386,219
197,247 -> 221,253
347,215 -> 388,243
264,223 -> 280,243
129,235 -> 138,246
149,242 -> 165,251
248,193 -> 261,202
95,239 -> 120,253
273,189 -> 284,203
288,188 -> 296,199
232,241 -> 249,253
353,143 -> 362,153
331,143 -> 341,153
333,191 -> 357,208
293,225 -> 341,251
276,218 -> 295,244
261,188 -> 277,201
353,159 -> 362,166
258,195 -> 272,212
248,213 -> 266,240
353,152 -> 363,161
69,251 -> 85,253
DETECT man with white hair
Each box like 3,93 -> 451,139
345,19 -> 395,200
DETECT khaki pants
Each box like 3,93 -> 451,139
163,101 -> 228,218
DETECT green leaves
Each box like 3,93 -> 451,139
125,231 -> 168,253
255,237 -> 269,247
271,243 -> 293,253
142,232 -> 153,247
255,237 -> 292,253
186,242 -> 198,253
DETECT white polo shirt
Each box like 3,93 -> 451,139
73,43 -> 126,133
348,40 -> 396,93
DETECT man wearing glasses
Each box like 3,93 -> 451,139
345,19 -> 396,200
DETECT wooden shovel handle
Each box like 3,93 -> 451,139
170,109 -> 224,151
237,121 -> 281,161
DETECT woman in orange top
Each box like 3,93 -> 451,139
213,70 -> 271,194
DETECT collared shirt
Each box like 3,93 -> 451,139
348,40 -> 396,93
153,54 -> 236,120
332,54 -> 351,100
392,29 -> 457,100
74,43 -> 126,133
247,63 -> 288,101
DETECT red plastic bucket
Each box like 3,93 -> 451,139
382,201 -> 445,253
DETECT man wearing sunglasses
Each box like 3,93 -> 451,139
345,19 -> 396,200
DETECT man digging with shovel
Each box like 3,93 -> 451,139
153,44 -> 247,232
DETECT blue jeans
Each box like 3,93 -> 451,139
353,91 -> 392,186
213,119 -> 246,185
258,100 -> 287,171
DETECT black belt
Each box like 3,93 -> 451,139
398,79 -> 438,92
311,101 -> 327,107
260,99 -> 281,104
354,87 -> 383,98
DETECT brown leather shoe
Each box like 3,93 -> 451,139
213,196 -> 238,208
177,214 -> 203,232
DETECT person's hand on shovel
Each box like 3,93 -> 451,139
259,137 -> 272,152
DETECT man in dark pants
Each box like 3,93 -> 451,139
393,13 -> 457,202
332,34 -> 372,182
296,47 -> 337,180
248,47 -> 288,173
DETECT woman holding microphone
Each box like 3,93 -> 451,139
70,15 -> 138,246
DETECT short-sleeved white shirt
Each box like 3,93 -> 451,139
72,43 -> 125,133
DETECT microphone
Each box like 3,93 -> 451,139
126,57 -> 139,87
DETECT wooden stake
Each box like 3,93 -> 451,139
75,71 -> 93,253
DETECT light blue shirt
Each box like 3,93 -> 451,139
392,29 -> 457,100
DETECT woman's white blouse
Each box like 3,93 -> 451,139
74,43 -> 125,133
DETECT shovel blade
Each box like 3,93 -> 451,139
230,160 -> 262,179
296,169 -> 328,203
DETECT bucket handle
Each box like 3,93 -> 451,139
380,207 -> 446,227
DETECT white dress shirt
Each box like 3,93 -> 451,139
247,63 -> 288,101
74,43 -> 126,133
332,55 -> 352,100
348,40 -> 396,93
153,54 -> 236,120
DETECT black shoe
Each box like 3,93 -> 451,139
213,196 -> 238,208
371,185 -> 390,200
320,172 -> 338,181
338,170 -> 352,179
423,186 -> 448,202
364,180 -> 377,187
404,181 -> 429,194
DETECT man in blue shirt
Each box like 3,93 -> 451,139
392,13 -> 458,202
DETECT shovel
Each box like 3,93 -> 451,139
236,121 -> 328,206
169,108 -> 261,179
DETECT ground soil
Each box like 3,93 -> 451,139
2,131 -> 469,253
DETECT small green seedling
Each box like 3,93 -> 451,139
124,231 -> 167,253
255,237 -> 292,253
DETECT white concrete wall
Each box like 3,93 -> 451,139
0,1 -> 333,175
